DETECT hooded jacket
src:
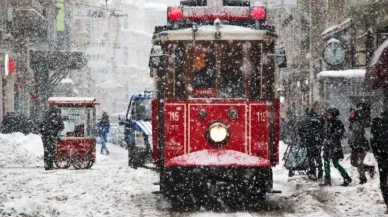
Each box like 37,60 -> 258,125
323,108 -> 345,160
297,108 -> 325,146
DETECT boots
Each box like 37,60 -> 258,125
341,174 -> 352,186
318,169 -> 323,179
367,166 -> 375,178
320,176 -> 331,186
359,176 -> 367,185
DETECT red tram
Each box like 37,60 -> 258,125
149,0 -> 286,203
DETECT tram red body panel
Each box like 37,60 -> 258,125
161,100 -> 278,167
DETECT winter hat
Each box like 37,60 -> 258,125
327,107 -> 340,118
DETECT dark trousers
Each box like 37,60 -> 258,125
306,145 -> 322,174
43,137 -> 57,170
378,163 -> 388,205
351,149 -> 374,179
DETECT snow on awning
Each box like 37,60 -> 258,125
365,39 -> 388,90
60,78 -> 74,85
322,18 -> 352,39
368,39 -> 388,67
317,69 -> 366,80
47,97 -> 99,106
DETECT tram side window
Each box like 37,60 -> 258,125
220,46 -> 244,97
192,52 -> 217,89
181,0 -> 207,6
130,99 -> 152,121
250,42 -> 262,99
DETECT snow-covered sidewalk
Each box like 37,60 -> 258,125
0,133 -> 387,216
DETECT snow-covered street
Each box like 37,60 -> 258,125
0,133 -> 387,216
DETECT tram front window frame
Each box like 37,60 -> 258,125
165,40 -> 269,100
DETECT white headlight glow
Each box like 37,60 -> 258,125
209,125 -> 227,142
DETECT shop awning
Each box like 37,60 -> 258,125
317,69 -> 365,80
30,51 -> 87,70
365,39 -> 388,90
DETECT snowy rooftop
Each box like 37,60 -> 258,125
47,97 -> 98,104
317,69 -> 366,79
321,18 -> 352,38
60,78 -> 74,85
369,39 -> 388,66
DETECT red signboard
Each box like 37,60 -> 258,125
181,0 -> 250,21
192,88 -> 218,98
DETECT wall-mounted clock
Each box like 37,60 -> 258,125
323,40 -> 346,66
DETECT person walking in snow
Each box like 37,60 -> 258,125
371,105 -> 388,214
321,107 -> 352,186
297,107 -> 325,180
348,107 -> 375,184
40,106 -> 64,170
98,112 -> 110,155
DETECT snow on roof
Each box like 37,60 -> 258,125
327,38 -> 341,44
182,24 -> 257,32
160,24 -> 273,41
167,149 -> 271,167
47,97 -> 97,104
144,3 -> 167,10
317,69 -> 366,79
60,78 -> 74,85
321,18 -> 352,38
369,39 -> 388,67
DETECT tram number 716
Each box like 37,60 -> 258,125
169,112 -> 179,122
257,111 -> 267,122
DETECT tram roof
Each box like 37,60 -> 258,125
153,24 -> 278,42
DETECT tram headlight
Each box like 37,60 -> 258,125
206,122 -> 231,146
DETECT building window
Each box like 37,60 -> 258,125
123,46 -> 129,65
123,19 -> 128,29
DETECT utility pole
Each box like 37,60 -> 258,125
309,0 -> 326,105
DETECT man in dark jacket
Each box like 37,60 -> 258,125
321,107 -> 352,186
371,105 -> 388,214
297,107 -> 325,180
192,52 -> 216,89
349,107 -> 375,184
40,106 -> 64,170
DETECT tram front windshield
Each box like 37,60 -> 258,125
188,42 -> 254,98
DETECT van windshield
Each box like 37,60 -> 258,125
129,98 -> 152,121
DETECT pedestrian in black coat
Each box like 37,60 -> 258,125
348,107 -> 375,184
297,107 -> 325,180
371,104 -> 388,214
321,107 -> 352,186
40,106 -> 64,170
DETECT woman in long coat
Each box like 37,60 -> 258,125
321,107 -> 352,186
